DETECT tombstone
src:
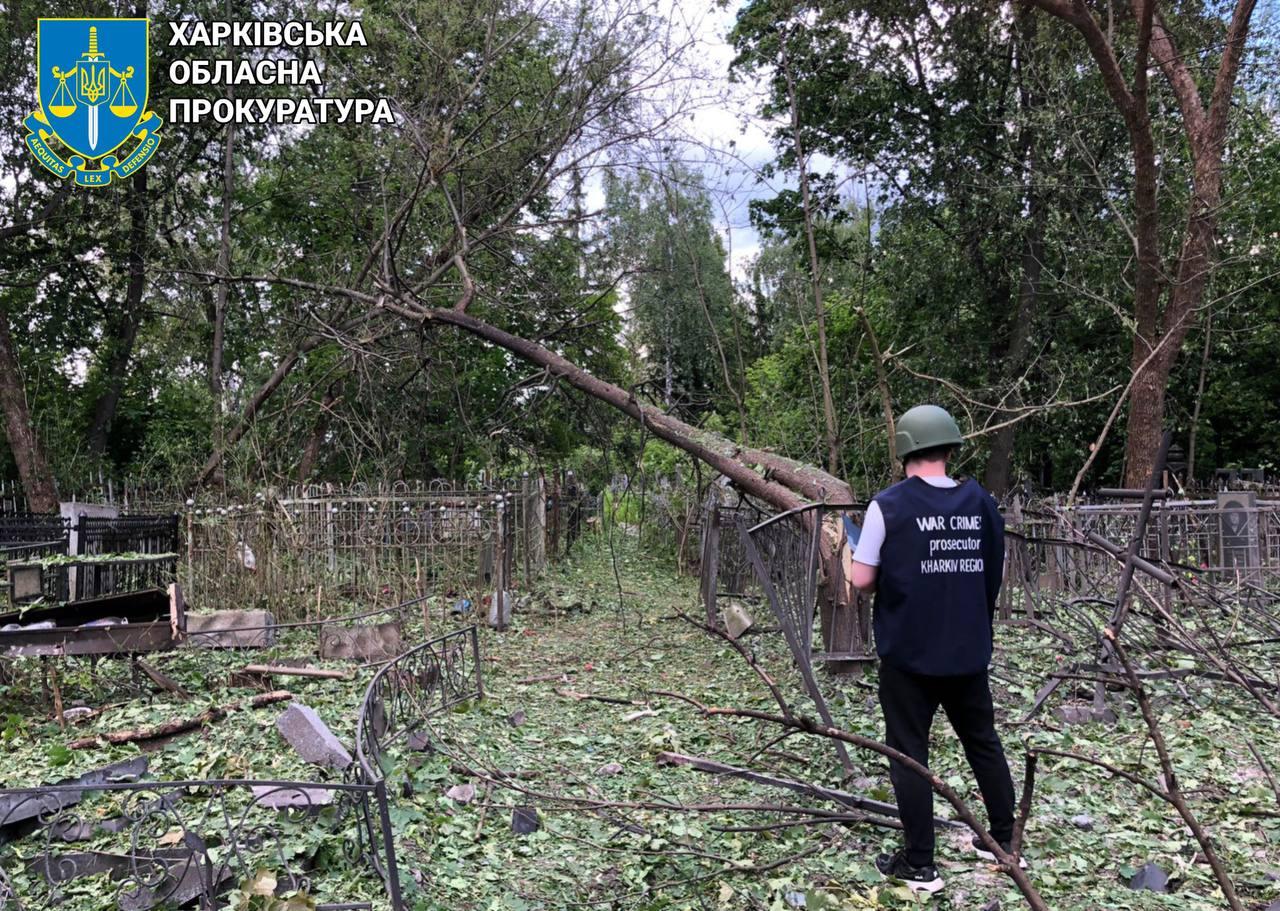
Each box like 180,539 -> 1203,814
274,703 -> 352,770
488,590 -> 512,629
9,565 -> 43,602
0,757 -> 149,829
446,783 -> 476,804
59,501 -> 118,556
1127,862 -> 1168,892
250,785 -> 334,810
722,601 -> 753,640
511,806 -> 540,835
319,621 -> 401,662
1217,491 -> 1260,582
183,610 -> 277,648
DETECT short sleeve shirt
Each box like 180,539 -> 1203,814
853,476 -> 958,567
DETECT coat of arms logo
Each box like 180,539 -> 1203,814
26,18 -> 162,186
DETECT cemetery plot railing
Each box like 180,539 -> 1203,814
0,778 -> 401,911
8,554 -> 178,605
0,540 -> 68,563
353,624 -> 483,905
355,626 -> 482,780
184,490 -> 522,621
738,503 -> 870,776
0,515 -> 69,547
75,513 -> 180,556
698,495 -> 772,626
1056,499 -> 1280,587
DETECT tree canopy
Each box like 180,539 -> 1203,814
1,0 -> 1276,504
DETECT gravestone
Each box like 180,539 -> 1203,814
511,806 -> 540,835
488,590 -> 512,629
445,783 -> 476,804
275,703 -> 352,770
183,610 -> 276,648
1128,863 -> 1168,892
250,785 -> 334,809
0,757 -> 149,829
319,621 -> 401,662
722,601 -> 754,639
1217,491 -> 1261,582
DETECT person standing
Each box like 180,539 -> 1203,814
850,404 -> 1019,894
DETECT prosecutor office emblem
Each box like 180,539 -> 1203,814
26,18 -> 162,186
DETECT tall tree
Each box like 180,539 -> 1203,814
1025,0 -> 1259,485
0,305 -> 58,511
604,167 -> 746,427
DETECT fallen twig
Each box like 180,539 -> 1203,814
240,664 -> 353,680
1247,740 -> 1280,808
654,750 -> 959,828
555,688 -> 637,706
517,670 -> 577,684
136,659 -> 191,698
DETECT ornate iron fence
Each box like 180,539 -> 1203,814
182,488 -> 525,620
0,540 -> 68,564
355,626 -> 483,782
7,554 -> 177,605
0,515 -> 69,547
697,492 -> 772,625
74,514 -> 179,557
353,625 -> 483,906
737,504 -> 874,775
0,778 -> 399,910
1003,499 -> 1280,605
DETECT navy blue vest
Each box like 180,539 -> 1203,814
872,476 -> 1005,676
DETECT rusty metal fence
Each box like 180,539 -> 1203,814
1001,498 -> 1280,613
180,486 -> 530,619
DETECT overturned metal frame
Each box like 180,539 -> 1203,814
0,515 -> 70,548
0,621 -> 486,910
698,491 -> 771,626
737,504 -> 861,776
353,624 -> 484,906
183,487 -> 525,621
74,514 -> 180,557
0,778 -> 399,911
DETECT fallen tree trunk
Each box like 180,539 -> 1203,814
401,304 -> 868,661
67,690 -> 293,749
199,275 -> 865,656
405,304 -> 840,513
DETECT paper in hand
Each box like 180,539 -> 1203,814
842,514 -> 861,547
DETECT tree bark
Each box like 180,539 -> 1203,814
0,306 -> 58,512
783,57 -> 841,475
296,382 -> 339,481
1186,310 -> 1212,485
1027,0 -> 1256,488
194,338 -> 311,487
408,302 -> 865,657
857,308 -> 898,478
208,102 -> 237,486
984,18 -> 1046,497
87,171 -> 149,456
412,305 -> 814,513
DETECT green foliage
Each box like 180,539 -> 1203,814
0,0 -> 1276,502
603,166 -> 752,422
3,540 -> 1277,909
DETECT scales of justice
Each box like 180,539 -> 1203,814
47,25 -> 138,153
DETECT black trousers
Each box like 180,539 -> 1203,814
878,661 -> 1016,866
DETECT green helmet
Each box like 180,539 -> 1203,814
895,404 -> 965,460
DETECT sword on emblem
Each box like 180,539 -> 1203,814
74,26 -> 111,152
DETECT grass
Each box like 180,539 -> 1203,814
0,531 -> 1277,910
